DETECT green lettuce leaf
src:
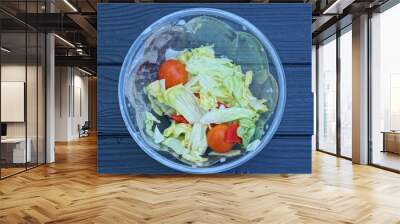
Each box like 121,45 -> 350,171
146,79 -> 175,116
223,72 -> 268,112
144,112 -> 160,136
162,137 -> 207,163
209,150 -> 242,157
237,118 -> 256,147
163,122 -> 192,147
246,139 -> 261,152
199,91 -> 218,111
244,71 -> 253,87
254,119 -> 266,140
164,85 -> 205,123
153,126 -> 164,144
185,57 -> 238,79
146,79 -> 166,102
199,107 -> 257,125
178,45 -> 215,64
178,46 -> 267,113
188,123 -> 208,156
162,137 -> 188,155
184,75 -> 201,92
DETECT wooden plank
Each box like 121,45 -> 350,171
97,4 -> 312,174
98,3 -> 311,65
97,65 -> 313,136
97,135 -> 311,174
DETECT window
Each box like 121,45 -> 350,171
339,27 -> 352,158
317,36 -> 337,154
0,1 -> 47,179
370,3 -> 400,171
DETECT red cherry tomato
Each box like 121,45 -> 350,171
158,60 -> 188,88
207,124 -> 234,153
225,122 -> 242,144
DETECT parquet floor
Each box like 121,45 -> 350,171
1,135 -> 400,224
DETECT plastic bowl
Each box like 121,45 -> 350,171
119,8 -> 286,174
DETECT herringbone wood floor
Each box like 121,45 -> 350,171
1,135 -> 400,224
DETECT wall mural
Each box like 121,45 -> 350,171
97,3 -> 312,174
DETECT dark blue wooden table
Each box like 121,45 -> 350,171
97,3 -> 313,174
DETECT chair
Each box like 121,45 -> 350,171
79,121 -> 90,138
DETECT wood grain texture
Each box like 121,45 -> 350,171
1,136 -> 400,223
97,65 -> 313,136
97,4 -> 312,174
98,3 -> 312,65
98,135 -> 311,174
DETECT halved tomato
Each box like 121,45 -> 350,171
158,60 -> 188,88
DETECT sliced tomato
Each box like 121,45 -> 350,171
158,60 -> 188,88
225,122 -> 242,144
170,114 -> 189,124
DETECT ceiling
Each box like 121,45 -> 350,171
0,0 -> 98,73
1,0 -> 391,74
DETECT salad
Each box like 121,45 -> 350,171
144,45 -> 267,166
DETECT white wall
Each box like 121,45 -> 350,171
71,72 -> 89,138
55,67 -> 70,141
1,65 -> 26,139
54,67 -> 89,141
1,64 -> 39,138
1,63 -> 46,164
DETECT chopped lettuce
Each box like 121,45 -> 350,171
162,137 -> 207,163
199,91 -> 218,111
146,79 -> 175,116
163,122 -> 191,138
164,85 -> 205,123
188,123 -> 208,156
144,112 -> 160,136
177,46 -> 268,113
184,75 -> 201,92
147,96 -> 164,116
248,96 -> 268,112
254,119 -> 266,140
182,153 -> 208,164
198,72 -> 219,90
244,71 -> 253,87
246,139 -> 261,152
185,57 -> 238,79
143,45 -> 272,164
153,126 -> 164,144
209,150 -> 242,157
165,48 -> 181,60
162,138 -> 187,155
163,122 -> 192,147
237,118 -> 256,147
146,79 -> 166,102
223,72 -> 268,112
178,45 -> 215,64
223,75 -> 247,107
199,107 -> 257,125
179,46 -> 241,79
